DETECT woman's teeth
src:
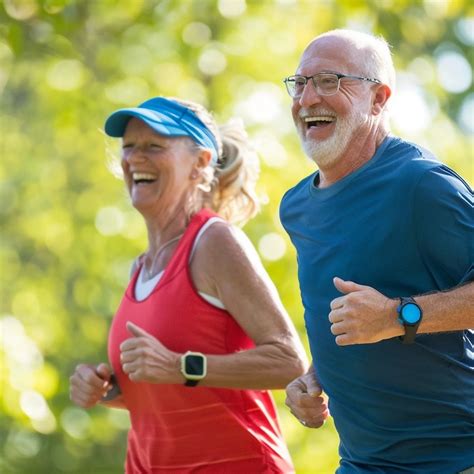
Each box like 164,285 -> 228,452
132,172 -> 157,184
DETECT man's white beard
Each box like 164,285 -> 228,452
300,109 -> 367,168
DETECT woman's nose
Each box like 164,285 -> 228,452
123,145 -> 147,163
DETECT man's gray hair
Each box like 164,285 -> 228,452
314,29 -> 396,92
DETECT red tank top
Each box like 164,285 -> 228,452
108,209 -> 294,473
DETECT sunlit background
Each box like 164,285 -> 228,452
1,1 -> 473,473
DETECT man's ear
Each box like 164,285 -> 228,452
372,83 -> 391,116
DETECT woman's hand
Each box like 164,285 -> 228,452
285,367 -> 329,428
69,363 -> 113,408
120,322 -> 181,384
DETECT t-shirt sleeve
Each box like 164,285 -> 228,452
413,165 -> 474,287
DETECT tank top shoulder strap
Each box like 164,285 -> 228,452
161,208 -> 221,283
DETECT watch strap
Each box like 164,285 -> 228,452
184,379 -> 199,387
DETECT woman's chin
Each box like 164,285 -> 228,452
131,198 -> 158,215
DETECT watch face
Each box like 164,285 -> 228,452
402,303 -> 421,324
185,355 -> 205,376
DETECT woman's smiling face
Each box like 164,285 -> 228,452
121,117 -> 199,218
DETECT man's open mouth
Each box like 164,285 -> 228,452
304,116 -> 336,129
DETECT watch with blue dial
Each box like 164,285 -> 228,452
397,296 -> 423,344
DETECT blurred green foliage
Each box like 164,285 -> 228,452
0,0 -> 472,473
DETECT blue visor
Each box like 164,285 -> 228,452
104,97 -> 219,165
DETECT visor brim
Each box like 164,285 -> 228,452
104,108 -> 188,138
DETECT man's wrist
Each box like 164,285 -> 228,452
385,298 -> 404,338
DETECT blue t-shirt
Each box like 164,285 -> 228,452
280,136 -> 474,474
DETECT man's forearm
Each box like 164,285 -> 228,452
328,279 -> 473,346
416,281 -> 474,334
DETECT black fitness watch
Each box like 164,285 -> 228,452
180,351 -> 207,387
397,296 -> 423,344
101,374 -> 122,401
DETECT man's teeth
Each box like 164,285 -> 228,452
304,116 -> 335,123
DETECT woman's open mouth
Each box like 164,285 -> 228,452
132,172 -> 158,185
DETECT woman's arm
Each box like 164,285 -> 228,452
119,222 -> 308,390
190,222 -> 308,388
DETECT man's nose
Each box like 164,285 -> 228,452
298,80 -> 323,108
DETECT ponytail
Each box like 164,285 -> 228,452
172,98 -> 260,226
210,119 -> 260,226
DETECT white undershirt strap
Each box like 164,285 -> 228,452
134,217 -> 225,309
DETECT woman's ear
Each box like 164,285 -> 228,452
372,83 -> 391,115
191,148 -> 212,178
197,148 -> 212,169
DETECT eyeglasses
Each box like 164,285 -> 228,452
283,73 -> 382,98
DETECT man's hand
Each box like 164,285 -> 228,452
69,363 -> 113,408
285,370 -> 329,428
120,322 -> 181,384
329,277 -> 401,345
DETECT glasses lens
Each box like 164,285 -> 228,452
286,76 -> 306,98
315,74 -> 339,95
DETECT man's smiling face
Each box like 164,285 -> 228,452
291,36 -> 374,168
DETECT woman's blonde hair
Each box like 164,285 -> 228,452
174,98 -> 260,226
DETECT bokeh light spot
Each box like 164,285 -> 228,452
95,206 -> 125,236
20,390 -> 49,420
43,0 -> 68,14
407,56 -> 435,84
198,49 -> 227,76
31,414 -> 57,434
218,0 -> 246,18
254,132 -> 288,168
177,79 -> 208,107
182,22 -> 212,46
120,45 -> 152,75
105,77 -> 150,105
455,17 -> 474,45
47,60 -> 85,91
33,363 -> 60,398
391,79 -> 433,135
3,0 -> 38,20
120,210 -> 145,239
267,31 -> 298,56
258,233 -> 287,261
107,408 -> 131,430
234,86 -> 284,125
0,42 -> 13,94
436,51 -> 472,93
2,314 -> 43,369
458,94 -> 474,134
4,430 -> 41,459
60,407 -> 91,440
